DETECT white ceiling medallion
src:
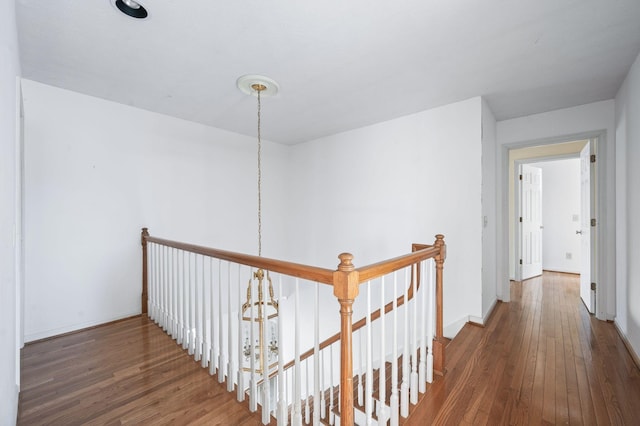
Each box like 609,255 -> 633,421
236,75 -> 279,97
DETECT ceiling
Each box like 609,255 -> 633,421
16,0 -> 640,145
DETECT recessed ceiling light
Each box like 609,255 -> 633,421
114,0 -> 148,19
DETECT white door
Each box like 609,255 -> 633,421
579,143 -> 595,313
520,164 -> 543,280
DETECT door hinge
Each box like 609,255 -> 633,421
590,154 -> 596,163
519,174 -> 523,180
591,282 -> 596,291
591,218 -> 597,227
519,259 -> 523,265
519,216 -> 523,223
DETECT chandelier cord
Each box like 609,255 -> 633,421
257,88 -> 262,257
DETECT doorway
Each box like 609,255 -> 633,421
510,138 -> 597,314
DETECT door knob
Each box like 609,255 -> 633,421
576,230 -> 582,235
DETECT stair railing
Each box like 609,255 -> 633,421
141,228 -> 446,426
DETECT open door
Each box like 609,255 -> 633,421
520,164 -> 543,280
579,142 -> 596,313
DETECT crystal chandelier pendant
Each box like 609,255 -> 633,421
236,75 -> 280,376
241,268 -> 279,374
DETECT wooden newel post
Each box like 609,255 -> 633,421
141,227 -> 149,315
333,253 -> 359,426
433,234 -> 446,375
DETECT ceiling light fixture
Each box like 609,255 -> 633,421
114,0 -> 148,19
237,74 -> 279,375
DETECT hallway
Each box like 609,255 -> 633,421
408,272 -> 640,424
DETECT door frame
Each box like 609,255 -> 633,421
499,130 -> 610,321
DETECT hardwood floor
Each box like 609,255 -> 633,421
18,317 -> 268,425
406,272 -> 640,425
18,272 -> 640,425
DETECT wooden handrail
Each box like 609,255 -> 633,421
143,234 -> 335,285
356,246 -> 439,282
275,242 -> 440,374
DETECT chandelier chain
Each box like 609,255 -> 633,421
257,89 -> 262,257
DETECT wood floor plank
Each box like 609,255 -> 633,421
18,272 -> 640,425
18,316 -> 266,426
406,272 -> 640,426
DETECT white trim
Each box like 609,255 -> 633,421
14,77 -> 23,392
443,316 -> 470,339
542,268 -> 580,275
467,298 -> 498,327
480,298 -> 498,325
613,320 -> 640,370
24,311 -> 139,343
499,130 -> 612,321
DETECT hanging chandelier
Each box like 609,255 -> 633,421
236,75 -> 280,375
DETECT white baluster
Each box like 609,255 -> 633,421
401,268 -> 410,417
164,246 -> 169,331
426,259 -> 434,384
262,270 -> 270,425
305,359 -> 310,425
177,249 -> 183,344
250,270 -> 257,412
227,262 -> 234,392
321,350 -> 326,420
168,247 -> 173,333
156,245 -> 161,327
169,247 -> 178,339
161,245 -> 167,330
218,260 -> 225,384
172,248 -> 178,339
205,258 -> 211,369
313,282 -> 320,426
419,261 -> 427,393
287,369 -> 292,420
365,281 -> 373,425
194,255 -> 202,362
209,257 -> 220,376
293,278 -> 302,426
237,264 -> 245,402
329,344 -> 335,426
199,256 -> 205,364
148,244 -> 154,322
189,252 -> 196,356
182,251 -> 189,350
358,329 -> 364,407
379,276 -> 389,424
390,271 -> 399,426
277,275 -> 287,425
410,265 -> 419,405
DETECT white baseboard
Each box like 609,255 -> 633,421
445,300 -> 500,339
542,268 -> 580,274
468,298 -> 498,327
10,383 -> 19,426
443,316 -> 468,339
24,311 -> 139,343
614,320 -> 640,370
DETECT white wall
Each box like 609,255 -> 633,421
0,1 -> 21,424
615,50 -> 640,363
481,99 -> 498,319
22,80 -> 288,341
536,159 -> 581,273
287,97 -> 484,337
496,100 -> 616,320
